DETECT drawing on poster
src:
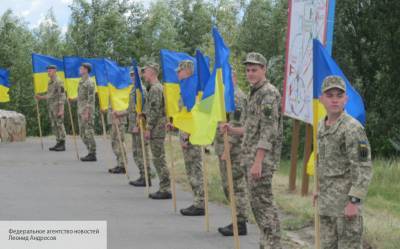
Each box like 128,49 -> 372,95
283,0 -> 329,124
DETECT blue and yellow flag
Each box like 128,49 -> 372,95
132,59 -> 144,114
91,58 -> 109,111
104,59 -> 133,112
160,49 -> 195,118
196,49 -> 210,95
32,53 -> 65,94
189,27 -> 235,145
307,39 -> 367,175
63,56 -> 99,99
0,68 -> 10,103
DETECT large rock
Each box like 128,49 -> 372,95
0,110 -> 26,142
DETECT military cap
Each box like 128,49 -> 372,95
176,60 -> 194,72
144,63 -> 160,73
81,62 -> 92,73
46,65 -> 57,70
321,75 -> 346,93
130,68 -> 135,75
243,52 -> 267,66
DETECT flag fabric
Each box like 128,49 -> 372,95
160,49 -> 195,118
307,39 -> 367,175
0,68 -> 10,102
195,49 -> 211,98
32,53 -> 65,94
63,56 -> 99,99
132,59 -> 144,114
104,59 -> 133,112
189,27 -> 235,145
92,59 -> 109,111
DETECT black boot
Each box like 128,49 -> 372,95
180,205 -> 205,216
108,166 -> 126,174
218,222 -> 247,236
53,141 -> 65,151
129,176 -> 152,187
80,153 -> 97,162
149,191 -> 172,200
49,142 -> 59,151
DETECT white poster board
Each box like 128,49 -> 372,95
283,0 -> 329,124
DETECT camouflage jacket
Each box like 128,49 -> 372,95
143,81 -> 166,138
77,76 -> 96,115
47,76 -> 65,115
214,86 -> 247,155
317,112 -> 372,217
127,84 -> 147,132
242,79 -> 283,173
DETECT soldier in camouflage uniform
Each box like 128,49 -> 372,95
222,52 -> 283,249
127,70 -> 151,186
35,65 -> 66,151
174,60 -> 205,216
314,76 -> 372,249
77,63 -> 97,161
142,63 -> 171,199
215,70 -> 249,236
106,105 -> 128,174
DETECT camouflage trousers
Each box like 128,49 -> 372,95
149,137 -> 170,192
110,122 -> 127,167
181,140 -> 204,208
217,143 -> 248,222
131,132 -> 150,178
48,110 -> 66,142
320,215 -> 363,249
78,116 -> 96,154
244,158 -> 281,249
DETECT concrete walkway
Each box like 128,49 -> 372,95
0,137 -> 259,249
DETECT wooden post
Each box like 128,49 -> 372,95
35,99 -> 44,150
67,99 -> 80,160
201,146 -> 209,232
168,133 -> 177,213
139,117 -> 150,196
301,124 -> 312,196
100,112 -> 107,140
223,129 -> 240,249
114,118 -> 129,180
289,119 -> 300,191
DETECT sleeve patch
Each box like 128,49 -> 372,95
358,141 -> 369,161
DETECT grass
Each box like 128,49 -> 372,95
162,136 -> 399,249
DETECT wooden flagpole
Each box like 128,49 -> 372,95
201,146 -> 209,231
168,132 -> 177,212
223,129 -> 240,249
114,118 -> 130,180
139,117 -> 150,196
67,99 -> 80,160
35,99 -> 44,150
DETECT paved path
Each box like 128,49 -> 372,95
0,137 -> 259,249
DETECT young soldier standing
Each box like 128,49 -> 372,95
35,65 -> 66,151
314,75 -> 372,249
142,63 -> 171,199
215,70 -> 248,235
222,52 -> 283,249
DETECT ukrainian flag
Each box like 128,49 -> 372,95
195,49 -> 211,98
32,53 -> 65,94
189,27 -> 235,145
104,59 -> 133,112
160,49 -> 195,118
307,39 -> 367,175
91,58 -> 109,111
63,56 -> 99,99
132,59 -> 144,114
0,68 -> 10,103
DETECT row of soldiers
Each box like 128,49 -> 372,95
35,52 -> 372,249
